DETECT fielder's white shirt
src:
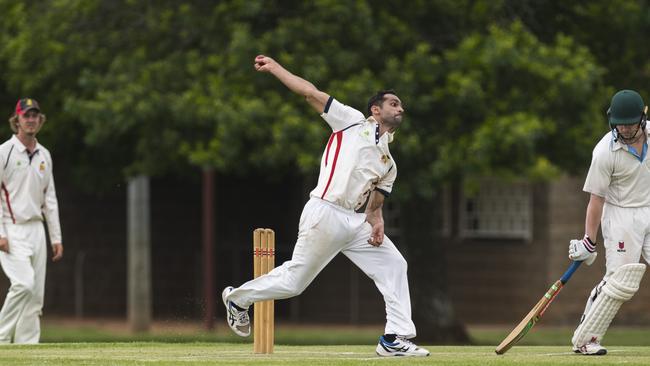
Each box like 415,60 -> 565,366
0,135 -> 62,243
583,128 -> 650,207
309,97 -> 397,211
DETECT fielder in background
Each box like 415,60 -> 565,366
568,89 -> 649,355
0,98 -> 63,344
222,54 -> 429,357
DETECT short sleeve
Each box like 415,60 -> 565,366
320,97 -> 365,132
583,144 -> 612,197
375,163 -> 397,197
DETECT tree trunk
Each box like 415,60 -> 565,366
402,196 -> 469,343
127,175 -> 152,332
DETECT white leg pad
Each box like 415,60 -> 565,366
572,263 -> 646,347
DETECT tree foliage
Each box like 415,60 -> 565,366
393,21 -> 606,198
0,0 -> 620,192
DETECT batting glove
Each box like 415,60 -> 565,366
568,236 -> 597,265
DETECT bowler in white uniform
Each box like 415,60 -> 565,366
222,55 -> 429,357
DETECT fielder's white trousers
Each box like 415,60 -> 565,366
227,197 -> 417,338
0,221 -> 46,344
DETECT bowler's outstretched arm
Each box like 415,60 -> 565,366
254,54 -> 330,113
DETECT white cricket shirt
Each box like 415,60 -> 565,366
309,97 -> 397,211
0,135 -> 62,243
583,128 -> 650,207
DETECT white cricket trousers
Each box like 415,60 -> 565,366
600,203 -> 650,275
227,197 -> 417,338
0,221 -> 47,344
577,203 -> 650,322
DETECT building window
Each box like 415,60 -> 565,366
459,179 -> 532,240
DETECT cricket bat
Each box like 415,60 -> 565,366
495,260 -> 582,355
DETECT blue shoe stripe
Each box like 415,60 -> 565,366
379,336 -> 411,353
379,336 -> 398,346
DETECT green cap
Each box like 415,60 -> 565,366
608,89 -> 645,126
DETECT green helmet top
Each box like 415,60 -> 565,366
608,89 -> 646,126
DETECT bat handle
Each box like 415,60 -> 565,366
560,261 -> 582,284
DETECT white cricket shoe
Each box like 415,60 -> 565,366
573,342 -> 607,355
376,335 -> 430,357
222,286 -> 250,337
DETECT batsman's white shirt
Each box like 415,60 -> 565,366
583,128 -> 650,276
0,135 -> 61,243
583,128 -> 650,207
311,97 -> 397,210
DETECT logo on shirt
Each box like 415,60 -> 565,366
39,161 -> 45,172
380,155 -> 391,164
617,241 -> 626,253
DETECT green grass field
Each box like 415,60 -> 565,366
2,343 -> 650,365
2,320 -> 649,365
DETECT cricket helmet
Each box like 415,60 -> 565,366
607,90 -> 645,127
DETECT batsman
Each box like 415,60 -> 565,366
568,89 -> 649,355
